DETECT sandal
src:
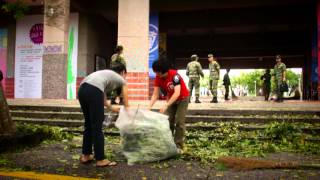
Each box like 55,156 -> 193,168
79,155 -> 94,164
96,160 -> 117,167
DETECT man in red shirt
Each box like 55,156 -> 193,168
148,60 -> 189,151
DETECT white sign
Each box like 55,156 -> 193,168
14,14 -> 79,99
15,15 -> 43,98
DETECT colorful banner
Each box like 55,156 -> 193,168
0,29 -> 7,90
149,13 -> 159,78
15,15 -> 43,98
67,13 -> 79,100
312,17 -> 318,83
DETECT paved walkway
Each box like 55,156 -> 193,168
7,97 -> 320,111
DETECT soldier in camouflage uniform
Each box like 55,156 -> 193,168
208,54 -> 220,103
109,45 -> 126,104
110,45 -> 126,68
186,54 -> 204,103
273,55 -> 286,102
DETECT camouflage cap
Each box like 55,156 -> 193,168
191,54 -> 198,60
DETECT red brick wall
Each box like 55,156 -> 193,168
5,76 -> 151,100
5,78 -> 14,99
126,72 -> 149,100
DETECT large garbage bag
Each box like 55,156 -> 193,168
115,107 -> 178,165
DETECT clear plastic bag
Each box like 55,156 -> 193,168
115,107 -> 178,165
103,113 -> 113,128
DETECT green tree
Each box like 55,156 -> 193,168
0,83 -> 16,135
231,70 -> 263,95
231,69 -> 301,96
1,0 -> 29,19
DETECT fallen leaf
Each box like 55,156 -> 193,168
216,172 -> 224,177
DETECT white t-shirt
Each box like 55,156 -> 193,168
81,70 -> 126,93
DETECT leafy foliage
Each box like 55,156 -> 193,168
182,122 -> 320,164
16,123 -> 73,141
231,69 -> 301,96
1,0 -> 29,19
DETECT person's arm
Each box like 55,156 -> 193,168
104,93 -> 119,112
122,85 -> 129,108
148,86 -> 159,110
214,62 -> 220,79
160,85 -> 180,113
186,64 -> 189,76
282,64 -> 286,81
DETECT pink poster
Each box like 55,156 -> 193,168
0,29 -> 7,91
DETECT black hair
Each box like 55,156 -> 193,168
266,69 -> 270,73
152,60 -> 171,74
226,69 -> 231,72
115,45 -> 123,53
111,63 -> 127,74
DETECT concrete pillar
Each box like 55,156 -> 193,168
118,0 -> 150,100
42,0 -> 70,98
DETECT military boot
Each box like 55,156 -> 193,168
195,97 -> 201,103
211,97 -> 218,103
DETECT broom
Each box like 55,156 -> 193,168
217,156 -> 320,170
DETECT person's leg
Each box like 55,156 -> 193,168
165,104 -> 178,135
209,79 -> 214,95
188,78 -> 194,102
279,82 -> 284,102
87,87 -> 105,161
266,84 -> 271,101
263,84 -> 267,101
174,99 -> 189,149
78,84 -> 93,157
275,81 -> 281,102
209,79 -> 215,103
195,78 -> 201,103
225,85 -> 229,100
212,79 -> 218,103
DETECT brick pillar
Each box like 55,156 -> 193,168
42,0 -> 70,99
118,0 -> 150,100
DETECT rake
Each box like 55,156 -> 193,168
217,156 -> 320,170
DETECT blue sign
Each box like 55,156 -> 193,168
312,26 -> 318,83
149,13 -> 159,78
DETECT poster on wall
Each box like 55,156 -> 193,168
149,13 -> 159,78
67,13 -> 79,100
15,14 -> 79,99
0,29 -> 7,90
15,15 -> 43,98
